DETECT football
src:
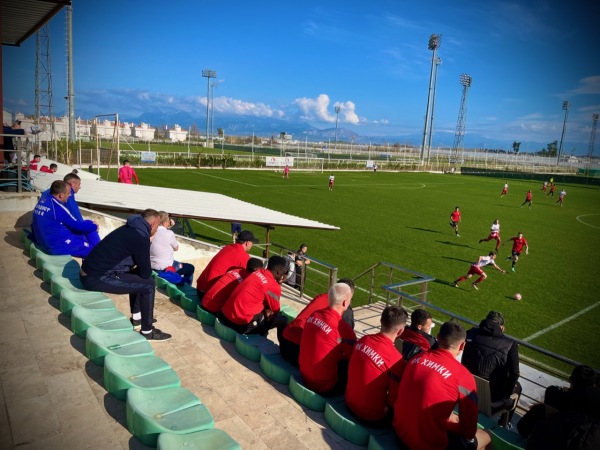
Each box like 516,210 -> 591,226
514,293 -> 522,301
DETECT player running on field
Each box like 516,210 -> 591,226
505,231 -> 529,272
479,219 -> 501,251
555,189 -> 566,206
449,206 -> 461,237
541,181 -> 548,192
520,190 -> 533,209
328,173 -> 335,191
453,251 -> 506,290
500,182 -> 509,197
546,184 -> 556,198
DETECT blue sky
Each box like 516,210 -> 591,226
3,0 -> 598,151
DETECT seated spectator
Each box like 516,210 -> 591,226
80,209 -> 171,341
461,310 -> 521,427
40,163 -> 57,173
63,173 -> 101,247
393,321 -> 493,450
201,257 -> 263,314
518,364 -> 600,438
397,308 -> 437,360
526,409 -> 600,450
279,278 -> 355,367
31,180 -> 98,257
196,230 -> 258,298
150,211 -> 195,283
220,255 -> 289,339
345,306 -> 408,427
298,282 -> 356,396
28,154 -> 42,171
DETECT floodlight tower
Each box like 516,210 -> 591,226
35,24 -> 54,140
451,73 -> 473,164
66,5 -> 76,142
334,105 -> 341,151
202,69 -> 217,147
426,56 -> 442,163
420,33 -> 442,163
556,100 -> 570,166
211,81 -> 216,143
586,113 -> 599,175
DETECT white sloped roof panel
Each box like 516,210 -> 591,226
31,171 -> 339,231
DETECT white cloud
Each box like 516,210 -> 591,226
293,94 -> 360,124
213,97 -> 285,118
567,76 -> 600,96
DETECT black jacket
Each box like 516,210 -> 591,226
461,318 -> 520,401
82,214 -> 152,278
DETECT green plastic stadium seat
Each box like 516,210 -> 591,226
42,260 -> 81,283
324,400 -> 388,446
20,228 -> 28,244
71,306 -> 132,338
180,292 -> 199,313
288,375 -> 327,412
85,327 -> 154,366
214,318 -> 238,343
153,273 -> 169,289
490,427 -> 527,450
477,412 -> 501,430
104,354 -> 181,401
259,352 -> 301,385
196,305 -> 216,326
35,252 -> 73,271
280,304 -> 299,322
166,283 -> 184,301
157,429 -> 241,450
50,273 -> 86,299
59,289 -> 114,316
126,387 -> 214,447
234,334 -> 279,362
367,430 -> 400,450
28,242 -> 41,260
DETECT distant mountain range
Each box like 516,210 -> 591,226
121,111 -> 584,154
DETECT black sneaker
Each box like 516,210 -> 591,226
130,317 -> 157,330
140,328 -> 172,341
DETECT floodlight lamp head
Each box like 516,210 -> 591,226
428,34 -> 441,51
202,69 -> 217,78
593,113 -> 599,121
459,73 -> 472,87
562,100 -> 570,110
335,106 -> 341,114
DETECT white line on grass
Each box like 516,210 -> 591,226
523,301 -> 600,342
576,214 -> 600,230
190,171 -> 257,187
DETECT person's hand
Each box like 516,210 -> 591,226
264,308 -> 274,319
448,412 -> 460,423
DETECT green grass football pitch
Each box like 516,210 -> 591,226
123,168 -> 600,371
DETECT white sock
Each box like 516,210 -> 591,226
132,312 -> 141,320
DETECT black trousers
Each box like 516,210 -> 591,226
80,272 -> 155,332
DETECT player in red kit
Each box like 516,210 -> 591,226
505,232 -> 529,272
546,183 -> 556,198
520,190 -> 533,209
500,182 -> 508,197
449,206 -> 461,237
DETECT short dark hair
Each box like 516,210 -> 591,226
488,251 -> 496,257
50,180 -> 69,196
63,173 -> 81,184
337,278 -> 355,292
570,365 -> 598,390
123,159 -> 130,164
49,163 -> 58,169
437,321 -> 466,349
267,255 -> 288,275
246,257 -> 264,272
141,209 -> 160,221
381,306 -> 408,333
410,308 -> 432,328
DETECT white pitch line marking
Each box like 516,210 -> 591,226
191,171 -> 257,187
523,301 -> 600,342
576,214 -> 600,230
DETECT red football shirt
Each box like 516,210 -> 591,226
510,237 -> 528,253
450,211 -> 461,222
400,327 -> 435,352
345,333 -> 405,422
196,243 -> 250,292
393,348 -> 478,450
299,307 -> 357,393
221,268 -> 281,325
201,268 -> 249,314
282,292 -> 329,345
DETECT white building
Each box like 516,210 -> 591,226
130,122 -> 155,141
166,124 -> 188,142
